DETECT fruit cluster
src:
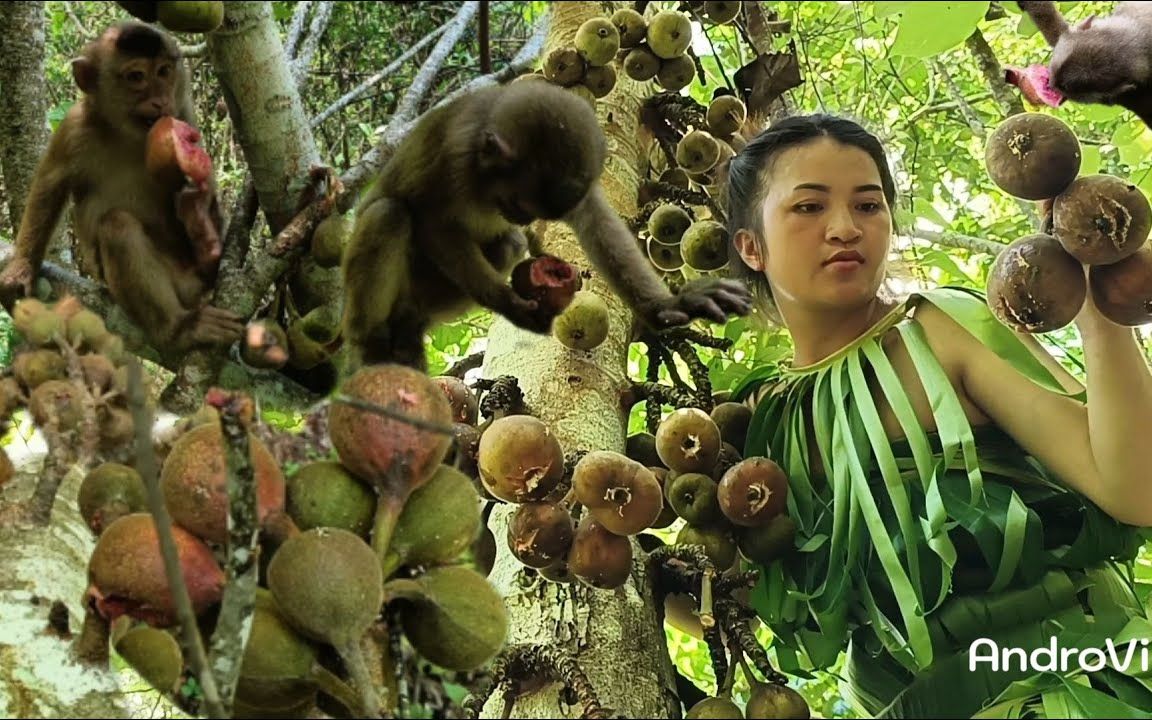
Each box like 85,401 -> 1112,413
80,364 -> 505,717
984,112 -> 1152,331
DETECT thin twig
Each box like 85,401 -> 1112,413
393,1 -> 481,125
291,1 -> 335,94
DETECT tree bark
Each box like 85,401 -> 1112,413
480,3 -> 680,718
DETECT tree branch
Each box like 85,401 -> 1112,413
930,59 -> 984,137
284,0 -> 314,59
394,1 -> 482,124
965,28 -> 1025,118
912,228 -> 1005,256
291,0 -> 336,94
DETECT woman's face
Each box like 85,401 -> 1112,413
734,137 -> 892,315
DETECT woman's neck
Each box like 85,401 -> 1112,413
781,296 -> 897,367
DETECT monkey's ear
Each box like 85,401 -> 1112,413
480,130 -> 516,167
1073,14 -> 1096,31
71,57 -> 98,94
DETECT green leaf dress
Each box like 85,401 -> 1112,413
731,286 -> 1152,718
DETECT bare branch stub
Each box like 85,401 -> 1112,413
462,643 -> 613,720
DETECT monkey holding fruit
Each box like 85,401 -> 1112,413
342,80 -> 753,369
1017,1 -> 1152,128
0,21 -> 244,355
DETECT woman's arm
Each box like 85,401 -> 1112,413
914,299 -> 1152,527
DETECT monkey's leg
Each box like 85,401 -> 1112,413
95,209 -> 244,351
385,308 -> 432,371
341,196 -> 413,368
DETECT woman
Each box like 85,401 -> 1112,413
719,113 -> 1152,717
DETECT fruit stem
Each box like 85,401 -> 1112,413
372,493 -> 406,580
698,567 -> 716,629
337,638 -> 382,718
310,661 -> 369,717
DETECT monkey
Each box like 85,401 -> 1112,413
0,21 -> 244,355
1017,1 -> 1152,128
341,80 -> 753,370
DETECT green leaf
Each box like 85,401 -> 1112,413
1112,121 -> 1152,168
913,197 -> 950,228
1079,145 -> 1103,176
877,2 -> 991,58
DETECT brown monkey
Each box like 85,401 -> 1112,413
0,21 -> 244,354
342,80 -> 753,369
1017,1 -> 1152,127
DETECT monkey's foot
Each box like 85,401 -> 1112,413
188,305 -> 246,347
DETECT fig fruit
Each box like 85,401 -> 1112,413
572,450 -> 664,536
575,17 -> 620,67
687,696 -> 744,718
146,116 -> 213,186
649,237 -> 686,272
567,513 -> 634,589
677,131 -> 722,175
746,681 -> 811,719
511,254 -> 583,319
1089,243 -> 1152,325
647,10 -> 693,59
648,203 -> 693,245
390,565 -> 509,671
677,523 -> 738,570
986,233 -> 1086,333
553,290 -> 611,351
710,401 -> 752,451
156,1 -> 224,33
507,501 -> 575,569
623,46 -> 660,82
666,472 -> 721,525
113,624 -> 184,694
431,375 -> 479,426
286,460 -> 376,537
583,64 -> 618,99
310,213 -> 350,269
12,349 -> 67,391
78,462 -> 147,535
544,46 -> 587,86
711,442 -> 742,483
1052,174 -> 1151,265
1003,64 -> 1064,108
611,8 -> 647,48
656,407 -> 722,473
160,421 -> 286,545
656,55 -> 696,92
477,414 -> 565,503
737,513 -> 796,565
88,513 -> 224,627
242,320 -> 289,370
718,457 -> 788,527
984,112 -> 1080,201
681,220 -> 729,271
381,464 -> 481,578
625,432 -> 663,468
447,421 -> 482,478
702,1 -> 741,25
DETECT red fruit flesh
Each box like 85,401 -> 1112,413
1004,65 -> 1064,108
146,116 -> 214,186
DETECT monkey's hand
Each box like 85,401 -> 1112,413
175,183 -> 223,275
492,287 -> 558,334
0,257 -> 36,313
640,277 -> 754,328
186,304 -> 246,348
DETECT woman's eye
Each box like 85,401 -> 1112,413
859,202 -> 882,212
794,202 -> 822,214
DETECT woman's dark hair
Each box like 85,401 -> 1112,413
723,113 -> 898,315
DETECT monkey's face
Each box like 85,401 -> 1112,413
1051,33 -> 1143,103
109,55 -> 182,132
478,133 -> 602,225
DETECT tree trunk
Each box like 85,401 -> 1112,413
480,3 -> 680,718
0,453 -> 128,718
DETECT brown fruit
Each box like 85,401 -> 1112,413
113,625 -> 184,694
623,46 -> 660,82
13,350 -> 67,391
710,442 -> 742,483
666,471 -> 720,525
507,501 -> 575,568
700,93 -> 746,135
29,379 -> 84,429
88,513 -> 224,627
656,407 -> 722,473
66,309 -> 110,350
737,513 -> 796,564
544,46 -> 587,86
567,513 -> 634,589
539,559 -> 576,584
677,523 -> 738,570
267,528 -> 383,649
583,64 -> 618,98
985,112 -> 1081,201
572,450 -> 664,536
327,364 -> 454,498
234,589 -> 320,711
431,375 -> 479,425
156,1 -> 224,33
286,461 -> 376,537
986,233 -> 1086,333
611,8 -> 647,48
160,422 -> 286,545
657,54 -> 696,92
702,1 -> 741,25
477,414 -> 565,503
79,462 -> 147,535
718,457 -> 788,527
687,696 -> 744,718
659,168 -> 692,190
79,353 -> 116,393
1052,174 -> 1151,265
447,422 -> 482,477
392,565 -> 509,671
511,254 -> 583,319
746,681 -> 811,719
553,290 -> 610,351
381,464 -> 481,577
98,406 -> 134,450
1089,243 -> 1152,325
625,432 -> 664,468
146,116 -> 213,186
681,220 -> 729,271
677,131 -> 722,174
711,401 -> 752,450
